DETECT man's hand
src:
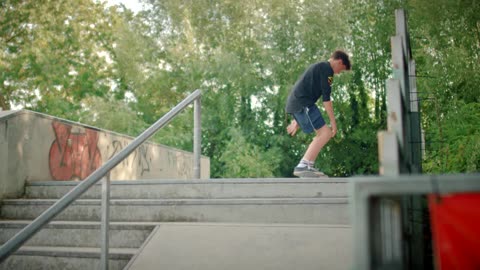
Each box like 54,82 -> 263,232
330,122 -> 337,138
287,120 -> 299,136
323,101 -> 337,138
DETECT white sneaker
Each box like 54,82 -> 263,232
293,166 -> 328,178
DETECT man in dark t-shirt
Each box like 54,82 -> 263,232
285,50 -> 351,177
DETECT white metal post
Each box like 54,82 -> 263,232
100,173 -> 111,270
193,95 -> 201,179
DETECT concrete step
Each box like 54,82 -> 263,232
0,246 -> 136,270
25,178 -> 348,199
0,197 -> 349,224
126,222 -> 352,270
0,220 -> 155,248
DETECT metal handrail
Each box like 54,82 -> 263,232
0,89 -> 202,267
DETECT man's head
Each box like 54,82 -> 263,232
329,50 -> 351,74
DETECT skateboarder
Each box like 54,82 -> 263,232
285,50 -> 351,177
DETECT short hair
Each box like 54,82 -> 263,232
331,50 -> 351,70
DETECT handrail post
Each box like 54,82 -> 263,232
100,172 -> 111,270
193,95 -> 201,179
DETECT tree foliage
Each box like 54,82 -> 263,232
407,0 -> 480,173
2,0 -> 478,176
0,0 -> 121,120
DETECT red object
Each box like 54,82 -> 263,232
49,121 -> 102,180
428,193 -> 480,270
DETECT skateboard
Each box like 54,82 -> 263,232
295,171 -> 329,178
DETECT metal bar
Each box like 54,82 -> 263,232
409,60 -> 423,173
391,36 -> 408,108
351,174 -> 480,196
409,61 -> 419,113
100,173 -> 111,270
395,9 -> 411,61
193,96 -> 201,179
384,198 -> 402,266
351,180 -> 370,269
0,89 -> 202,262
421,131 -> 426,158
391,35 -> 413,170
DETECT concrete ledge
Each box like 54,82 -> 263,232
0,221 -> 155,248
0,220 -> 157,230
2,197 -> 348,205
27,178 -> 350,185
0,110 -> 21,120
25,179 -> 349,199
15,246 -> 136,259
1,198 -> 350,224
0,246 -> 134,270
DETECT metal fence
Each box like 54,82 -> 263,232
351,174 -> 480,270
356,9 -> 428,270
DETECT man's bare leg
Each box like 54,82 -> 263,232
302,125 -> 332,162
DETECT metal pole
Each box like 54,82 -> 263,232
100,173 -> 111,270
193,95 -> 201,179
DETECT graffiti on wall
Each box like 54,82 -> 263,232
47,121 -> 193,180
167,151 -> 191,178
106,140 -> 151,176
49,121 -> 102,180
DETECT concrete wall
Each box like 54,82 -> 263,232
0,110 -> 210,199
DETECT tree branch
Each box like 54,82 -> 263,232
4,27 -> 29,44
0,91 -> 10,110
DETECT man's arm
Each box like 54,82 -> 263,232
323,101 -> 337,137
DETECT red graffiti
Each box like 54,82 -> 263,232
49,121 -> 102,180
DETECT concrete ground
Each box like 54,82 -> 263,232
126,222 -> 352,270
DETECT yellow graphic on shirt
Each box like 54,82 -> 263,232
328,76 -> 333,86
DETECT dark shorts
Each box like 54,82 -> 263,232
292,105 -> 326,134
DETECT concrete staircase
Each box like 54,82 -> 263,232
0,178 -> 352,270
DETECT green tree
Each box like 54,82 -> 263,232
219,128 -> 282,178
139,0 -> 358,177
4,0 -> 477,177
408,0 -> 480,173
1,0 -> 120,120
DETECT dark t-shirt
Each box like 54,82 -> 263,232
285,61 -> 334,113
